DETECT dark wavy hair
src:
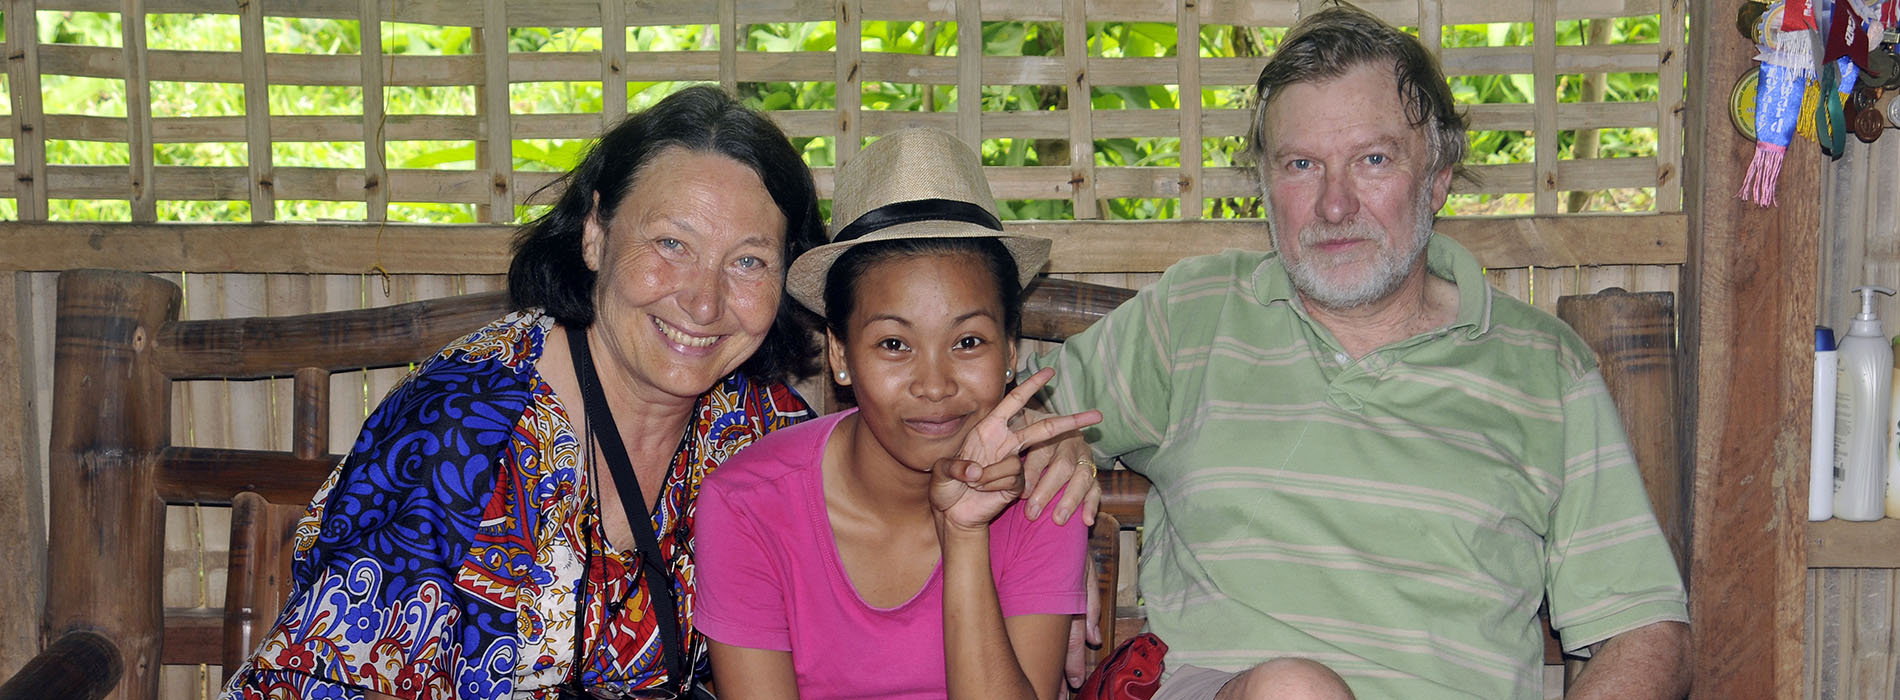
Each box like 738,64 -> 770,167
822,237 -> 1023,342
508,85 -> 824,383
1245,2 -> 1469,179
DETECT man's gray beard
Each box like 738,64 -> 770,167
1271,182 -> 1437,312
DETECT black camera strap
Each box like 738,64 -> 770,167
565,324 -> 689,696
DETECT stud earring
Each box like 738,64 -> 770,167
836,370 -> 849,382
1004,368 -> 1015,381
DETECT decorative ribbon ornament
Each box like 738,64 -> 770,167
1741,61 -> 1807,206
1741,2 -> 1815,206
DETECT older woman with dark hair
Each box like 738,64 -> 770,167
220,86 -> 822,700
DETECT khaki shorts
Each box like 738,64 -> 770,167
1151,664 -> 1240,700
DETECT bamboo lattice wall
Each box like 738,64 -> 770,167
0,1 -> 1690,699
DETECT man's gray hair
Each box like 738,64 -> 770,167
1245,3 -> 1469,179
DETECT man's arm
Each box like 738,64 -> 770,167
1564,620 -> 1690,700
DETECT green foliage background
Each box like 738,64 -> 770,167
1,11 -> 1666,223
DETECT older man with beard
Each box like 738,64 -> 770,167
1032,5 -> 1689,700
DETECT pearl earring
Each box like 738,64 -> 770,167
836,370 -> 848,382
1004,368 -> 1015,381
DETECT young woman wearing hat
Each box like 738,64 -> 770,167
693,128 -> 1101,699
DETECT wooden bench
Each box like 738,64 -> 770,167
15,268 -> 1682,700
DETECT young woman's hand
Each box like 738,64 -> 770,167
931,368 -> 1102,532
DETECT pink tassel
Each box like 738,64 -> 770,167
1736,142 -> 1786,207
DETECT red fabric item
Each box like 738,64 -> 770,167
1786,0 -> 1818,31
1076,633 -> 1168,700
1826,0 -> 1871,68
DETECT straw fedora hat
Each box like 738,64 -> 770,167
785,127 -> 1050,315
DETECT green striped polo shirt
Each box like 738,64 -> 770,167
1032,235 -> 1687,700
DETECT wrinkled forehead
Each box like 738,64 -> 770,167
1261,67 -> 1420,145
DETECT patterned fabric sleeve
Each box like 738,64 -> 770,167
223,352 -> 537,700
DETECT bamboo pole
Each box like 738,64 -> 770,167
45,270 -> 181,700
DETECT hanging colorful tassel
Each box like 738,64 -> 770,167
1739,62 -> 1806,206
1797,79 -> 1822,140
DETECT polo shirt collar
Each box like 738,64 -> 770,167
1250,232 -> 1494,339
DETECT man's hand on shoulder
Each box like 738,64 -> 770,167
1565,620 -> 1690,700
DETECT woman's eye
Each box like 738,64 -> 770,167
954,335 -> 984,350
1289,158 -> 1313,171
657,237 -> 684,251
1365,154 -> 1387,165
735,255 -> 766,270
877,338 -> 910,352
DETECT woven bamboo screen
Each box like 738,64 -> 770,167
1,0 -> 1686,275
0,4 -> 1689,698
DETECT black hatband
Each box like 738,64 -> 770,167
832,197 -> 1003,243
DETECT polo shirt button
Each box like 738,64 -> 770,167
1334,352 -> 1349,364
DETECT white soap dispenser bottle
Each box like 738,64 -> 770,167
1836,285 -> 1895,521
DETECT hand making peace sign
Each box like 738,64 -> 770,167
930,367 -> 1103,532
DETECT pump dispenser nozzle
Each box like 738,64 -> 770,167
1849,286 -> 1896,337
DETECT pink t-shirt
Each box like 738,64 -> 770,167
695,409 -> 1087,699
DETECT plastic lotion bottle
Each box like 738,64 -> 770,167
1813,327 -> 1838,521
1835,285 -> 1895,521
1887,335 -> 1900,518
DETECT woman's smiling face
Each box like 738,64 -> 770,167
584,147 -> 787,403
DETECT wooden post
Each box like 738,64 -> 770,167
44,270 -> 180,700
220,493 -> 299,683
0,272 -> 45,680
1683,0 -> 1815,696
1558,289 -> 1688,569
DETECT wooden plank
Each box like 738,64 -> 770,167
955,0 -> 980,150
1851,570 -> 1894,698
1175,4 -> 1202,220
321,274 -> 367,456
1683,0 -> 1813,697
159,609 -> 220,667
835,0 -> 863,164
361,0 -> 390,221
59,99 -> 1657,146
1532,0 -> 1558,215
476,0 -> 514,223
7,1 -> 49,220
24,0 -> 1675,27
265,275 -> 314,452
239,0 -> 275,220
0,214 -> 1689,275
30,157 -> 1664,206
1063,0 -> 1097,218
0,272 -> 46,680
1655,0 -> 1686,212
719,0 -> 738,93
601,0 -> 627,124
1808,520 -> 1900,568
122,0 -> 157,221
